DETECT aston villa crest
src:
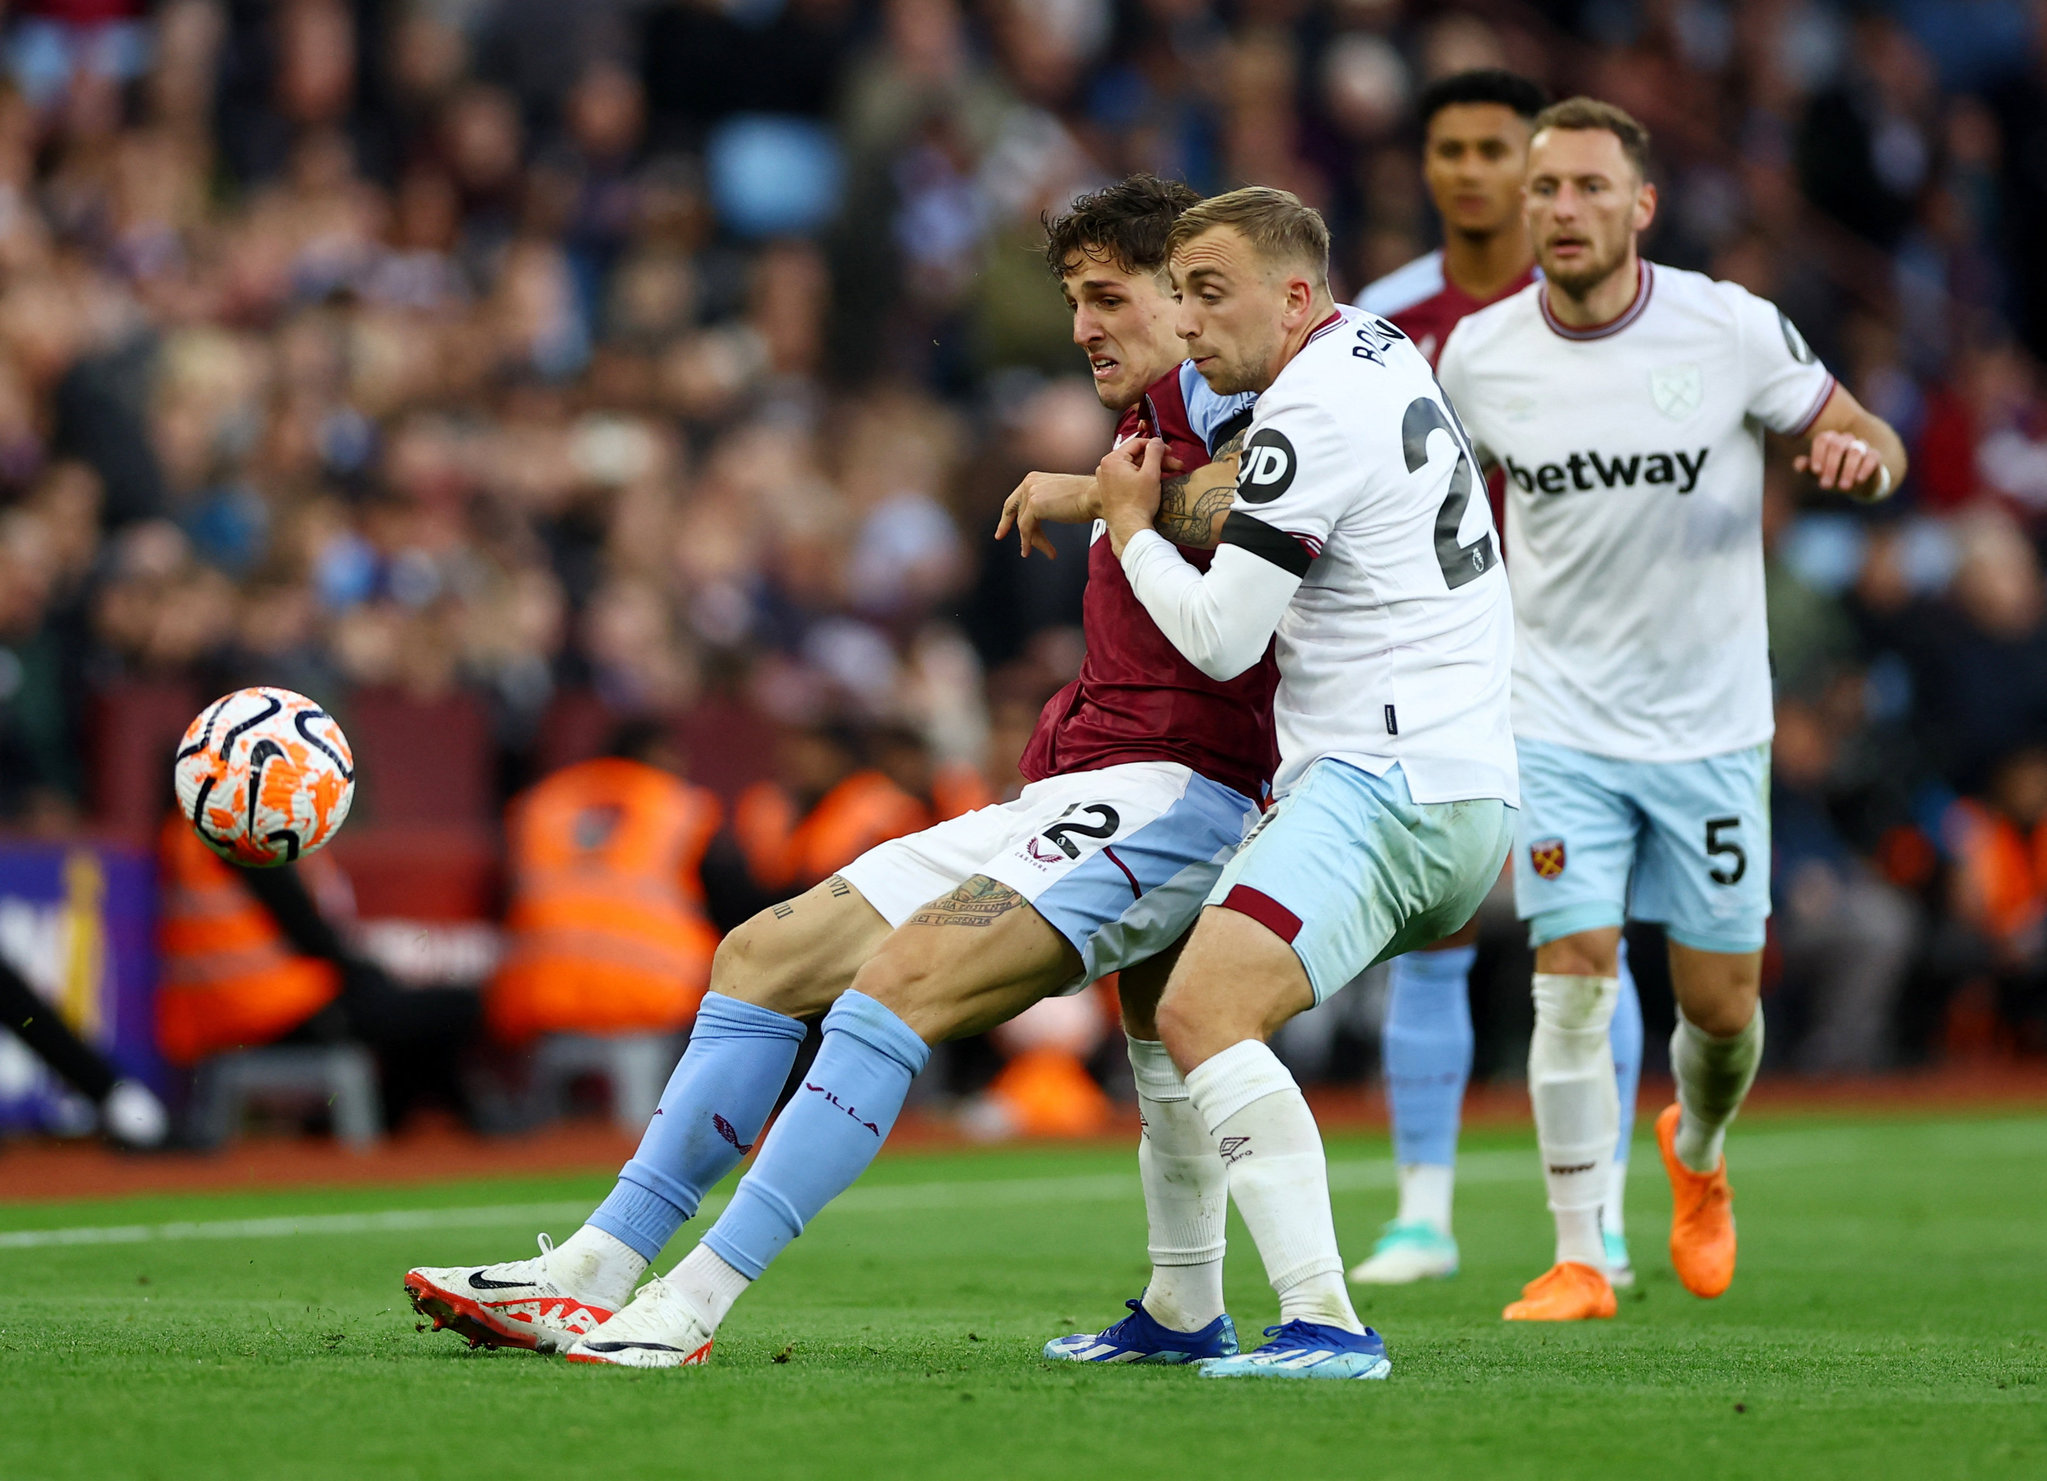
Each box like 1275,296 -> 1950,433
1529,838 -> 1568,880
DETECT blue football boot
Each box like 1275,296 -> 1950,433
1043,1298 -> 1240,1365
1198,1320 -> 1391,1380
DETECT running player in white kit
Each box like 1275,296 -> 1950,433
1437,98 -> 1907,1321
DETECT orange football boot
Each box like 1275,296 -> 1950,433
1656,1102 -> 1736,1297
1502,1261 -> 1617,1321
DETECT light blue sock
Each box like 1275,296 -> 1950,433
587,992 -> 810,1263
702,990 -> 930,1279
1382,945 -> 1477,1168
1610,940 -> 1644,1158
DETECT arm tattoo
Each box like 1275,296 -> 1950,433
1155,429 -> 1245,548
908,875 -> 1026,929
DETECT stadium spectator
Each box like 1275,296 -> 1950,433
155,811 -> 479,1123
1770,696 -> 1921,1072
1941,746 -> 2047,1053
487,720 -> 722,1046
731,722 -> 931,899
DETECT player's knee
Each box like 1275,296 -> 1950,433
1669,944 -> 1762,1036
1680,987 -> 1759,1039
1119,993 -> 1160,1041
1534,928 -> 1620,977
710,916 -> 814,1016
1115,950 -> 1175,1041
1531,971 -> 1620,1034
1152,991 -> 1206,1074
1153,982 -> 1270,1076
846,944 -> 956,1042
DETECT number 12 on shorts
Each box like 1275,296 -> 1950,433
1704,816 -> 1746,885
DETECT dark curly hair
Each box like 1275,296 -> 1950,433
1042,173 -> 1203,280
1417,69 -> 1551,128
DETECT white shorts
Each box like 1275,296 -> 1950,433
838,761 -> 1258,990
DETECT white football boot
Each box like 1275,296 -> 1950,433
1347,1221 -> 1460,1284
1603,1229 -> 1636,1289
405,1234 -> 616,1353
102,1080 -> 168,1148
563,1274 -> 715,1369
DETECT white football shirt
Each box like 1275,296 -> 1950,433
1121,305 -> 1518,806
1437,261 -> 1836,762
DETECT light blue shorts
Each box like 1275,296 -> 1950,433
1207,760 -> 1515,1004
1513,737 -> 1771,954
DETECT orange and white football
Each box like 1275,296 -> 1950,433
172,687 -> 355,867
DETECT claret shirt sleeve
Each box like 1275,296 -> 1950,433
1118,397 -> 1351,681
1729,284 -> 1836,436
1434,323 -> 1490,465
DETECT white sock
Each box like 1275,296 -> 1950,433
1671,1006 -> 1764,1173
1185,1039 -> 1361,1334
1127,1036 -> 1227,1331
1528,973 -> 1621,1271
1395,1163 -> 1454,1236
1601,1158 -> 1629,1243
668,1242 -> 752,1332
552,1224 -> 648,1310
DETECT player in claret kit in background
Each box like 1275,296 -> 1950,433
1356,68 -> 1549,368
403,174 -> 1284,1369
1347,67 -> 1648,1292
1435,98 -> 1907,1322
1088,187 -> 1519,1380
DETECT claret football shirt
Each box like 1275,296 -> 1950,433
1017,364 -> 1278,802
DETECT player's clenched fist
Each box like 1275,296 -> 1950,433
1794,429 -> 1890,500
1098,435 -> 1167,555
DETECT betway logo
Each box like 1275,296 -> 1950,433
1505,448 -> 1709,496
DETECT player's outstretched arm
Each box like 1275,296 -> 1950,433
1792,383 -> 1907,502
998,429 -> 1245,559
996,471 -> 1097,558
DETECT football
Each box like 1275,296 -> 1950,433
172,687 -> 356,868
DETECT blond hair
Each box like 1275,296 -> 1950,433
1166,186 -> 1330,285
1531,96 -> 1652,178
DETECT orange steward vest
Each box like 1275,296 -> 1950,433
931,759 -> 996,821
733,769 -> 931,893
155,815 -> 342,1066
1947,798 -> 2047,944
488,759 -> 723,1044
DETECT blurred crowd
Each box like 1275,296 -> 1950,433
3,0 -> 2047,1084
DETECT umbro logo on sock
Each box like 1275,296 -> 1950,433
1548,1161 -> 1597,1175
804,1082 -> 881,1136
1219,1136 -> 1252,1163
712,1113 -> 753,1153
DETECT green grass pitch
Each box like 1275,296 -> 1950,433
3,1111 -> 2043,1480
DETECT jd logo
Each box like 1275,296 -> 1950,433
1237,429 -> 1297,503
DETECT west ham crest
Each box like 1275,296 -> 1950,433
1649,363 -> 1703,421
1529,838 -> 1567,880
